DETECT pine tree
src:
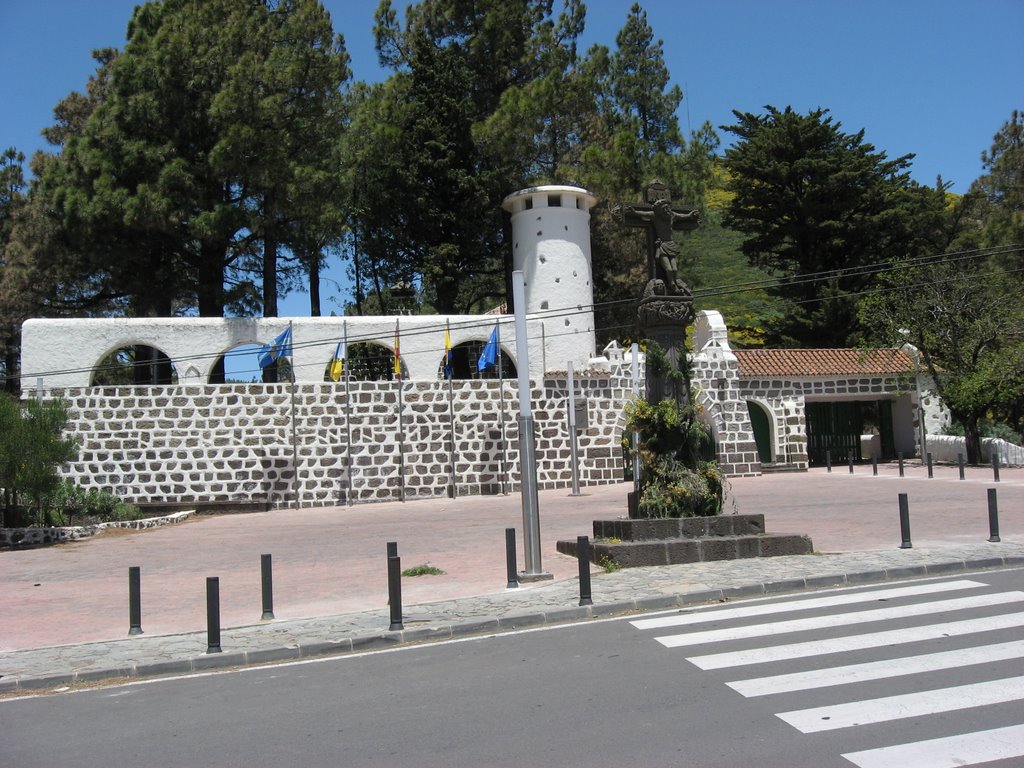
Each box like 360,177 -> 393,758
721,106 -> 922,347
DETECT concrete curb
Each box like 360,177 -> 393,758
3,553 -> 1023,694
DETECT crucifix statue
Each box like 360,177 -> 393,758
614,180 -> 703,408
613,180 -> 701,298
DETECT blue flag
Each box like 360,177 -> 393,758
258,327 -> 292,369
477,326 -> 499,372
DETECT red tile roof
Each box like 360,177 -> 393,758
734,348 -> 915,378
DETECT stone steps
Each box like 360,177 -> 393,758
556,513 -> 813,568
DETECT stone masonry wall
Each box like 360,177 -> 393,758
55,371 -> 633,509
739,375 -> 918,467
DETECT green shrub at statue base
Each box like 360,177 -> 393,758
625,394 -> 724,519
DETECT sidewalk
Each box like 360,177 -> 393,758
2,463 -> 1022,692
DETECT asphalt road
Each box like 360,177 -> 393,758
4,568 -> 1023,768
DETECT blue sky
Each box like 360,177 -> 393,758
2,0 -> 1021,318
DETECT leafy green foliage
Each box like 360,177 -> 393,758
402,563 -> 446,577
972,109 -> 1024,250
624,342 -> 722,518
859,109 -> 1024,461
0,396 -> 79,526
685,210 -> 784,348
860,250 -> 1024,463
44,479 -> 143,526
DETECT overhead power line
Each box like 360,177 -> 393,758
4,243 -> 1021,385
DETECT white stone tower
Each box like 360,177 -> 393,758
501,185 -> 599,372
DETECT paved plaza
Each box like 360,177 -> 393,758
1,462 -> 1021,692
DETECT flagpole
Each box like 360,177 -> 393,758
288,320 -> 300,509
343,320 -> 353,506
497,320 -> 508,496
446,320 -> 457,499
395,318 -> 406,503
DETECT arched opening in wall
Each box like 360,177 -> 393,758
438,340 -> 517,380
209,343 -> 292,384
334,342 -> 407,381
91,345 -> 178,386
746,401 -> 775,464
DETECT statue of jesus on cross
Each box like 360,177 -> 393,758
613,180 -> 701,297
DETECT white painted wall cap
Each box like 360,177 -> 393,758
501,185 -> 598,211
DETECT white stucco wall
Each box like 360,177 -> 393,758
20,314 -> 547,391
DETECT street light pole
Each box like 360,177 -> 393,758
513,271 -> 549,580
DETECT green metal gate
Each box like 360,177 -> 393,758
806,402 -> 862,466
806,400 -> 898,466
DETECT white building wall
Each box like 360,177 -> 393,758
20,315 -> 544,390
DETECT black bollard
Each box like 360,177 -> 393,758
128,566 -> 143,636
898,452 -> 905,477
993,451 -> 1001,483
988,488 -> 1001,543
927,452 -> 934,478
387,541 -> 398,559
388,555 -> 404,631
826,450 -> 832,473
898,493 -> 913,549
261,554 -> 274,620
848,454 -> 854,474
505,528 -> 519,590
206,576 -> 222,654
577,535 -> 593,607
958,453 -> 965,480
872,455 -> 878,476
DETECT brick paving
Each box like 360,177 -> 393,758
1,463 -> 1021,692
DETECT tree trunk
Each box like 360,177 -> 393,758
197,241 -> 225,317
962,415 -> 983,465
263,229 -> 278,319
307,249 -> 321,317
353,233 -> 364,315
262,216 -> 279,384
3,343 -> 19,395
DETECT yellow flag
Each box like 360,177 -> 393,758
329,339 -> 345,382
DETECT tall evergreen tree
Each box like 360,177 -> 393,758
971,109 -> 1024,252
0,148 -> 27,392
350,0 -> 581,314
212,0 -> 350,321
721,106 -> 924,347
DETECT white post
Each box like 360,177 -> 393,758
288,321 -> 300,508
343,320 -> 354,506
631,342 -> 642,490
513,271 -> 548,579
497,320 -> 508,495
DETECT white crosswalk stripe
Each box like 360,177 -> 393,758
841,724 -> 1024,768
631,577 -> 1024,768
631,579 -> 987,631
776,675 -> 1024,733
688,611 -> 1024,670
655,590 -> 1024,648
727,639 -> 1024,696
